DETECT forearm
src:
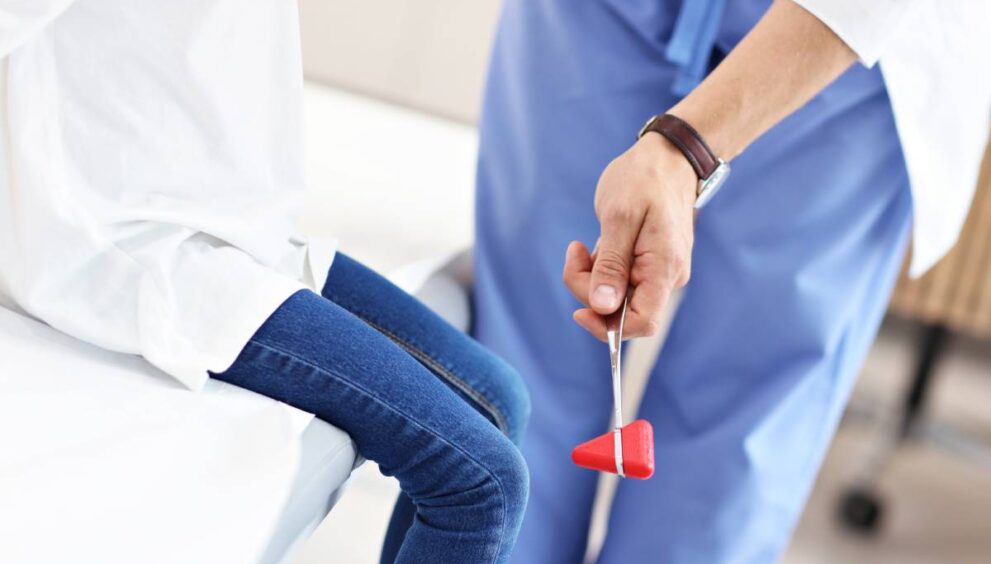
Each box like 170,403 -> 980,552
668,0 -> 856,160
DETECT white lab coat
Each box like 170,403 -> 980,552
0,0 -> 988,390
797,0 -> 991,275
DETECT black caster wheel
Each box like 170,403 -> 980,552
838,487 -> 884,535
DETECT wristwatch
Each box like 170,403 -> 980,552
638,114 -> 731,209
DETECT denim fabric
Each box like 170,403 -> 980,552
213,254 -> 531,564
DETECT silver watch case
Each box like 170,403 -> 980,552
695,159 -> 730,209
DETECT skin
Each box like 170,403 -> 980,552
562,0 -> 858,341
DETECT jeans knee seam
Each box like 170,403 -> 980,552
320,295 -> 513,437
245,338 -> 510,562
363,318 -> 512,436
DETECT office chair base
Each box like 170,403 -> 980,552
837,487 -> 884,535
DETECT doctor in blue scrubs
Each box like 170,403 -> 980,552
473,0 -> 915,562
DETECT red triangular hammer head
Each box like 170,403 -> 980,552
571,419 -> 655,480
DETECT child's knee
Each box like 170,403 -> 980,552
484,434 -> 530,521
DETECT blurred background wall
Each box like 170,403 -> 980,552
299,0 -> 499,123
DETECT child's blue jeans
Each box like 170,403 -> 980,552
213,253 -> 531,564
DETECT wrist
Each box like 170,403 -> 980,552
634,132 -> 697,206
637,112 -> 733,209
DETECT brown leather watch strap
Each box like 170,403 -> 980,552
640,114 -> 718,180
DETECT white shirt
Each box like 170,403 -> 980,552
0,0 -> 335,390
795,0 -> 991,275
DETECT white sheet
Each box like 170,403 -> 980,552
0,306 -> 311,564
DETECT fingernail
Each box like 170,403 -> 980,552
591,285 -> 618,310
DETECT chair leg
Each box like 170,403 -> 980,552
899,323 -> 949,438
837,322 -> 950,536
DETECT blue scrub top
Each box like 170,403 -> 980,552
473,1 -> 908,563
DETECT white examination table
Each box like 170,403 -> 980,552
0,302 -> 358,564
0,250 -> 469,564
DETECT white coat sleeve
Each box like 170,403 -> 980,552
792,0 -> 920,66
0,0 -> 78,58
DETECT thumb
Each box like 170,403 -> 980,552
589,215 -> 638,314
